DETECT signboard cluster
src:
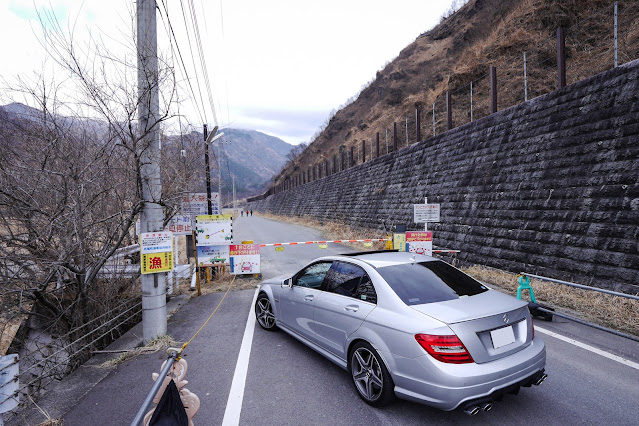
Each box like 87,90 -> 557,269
196,215 -> 233,267
138,192 -> 260,275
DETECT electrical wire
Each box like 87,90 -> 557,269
157,0 -> 207,125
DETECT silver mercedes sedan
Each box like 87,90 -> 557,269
255,251 -> 546,415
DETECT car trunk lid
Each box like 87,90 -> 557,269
410,290 -> 533,363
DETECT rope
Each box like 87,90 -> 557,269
178,274 -> 237,357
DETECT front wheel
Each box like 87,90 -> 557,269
350,342 -> 395,407
255,293 -> 277,331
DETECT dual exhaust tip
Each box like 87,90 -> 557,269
534,373 -> 548,386
463,403 -> 493,416
463,372 -> 548,416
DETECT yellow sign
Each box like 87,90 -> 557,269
275,246 -> 285,252
363,242 -> 373,248
393,233 -> 406,252
141,252 -> 173,274
197,214 -> 233,221
318,244 -> 328,249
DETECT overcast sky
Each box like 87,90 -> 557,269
0,0 -> 456,145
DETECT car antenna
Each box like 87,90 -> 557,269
410,252 -> 416,263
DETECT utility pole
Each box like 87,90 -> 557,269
218,143 -> 222,210
137,0 -> 166,342
204,124 -> 212,215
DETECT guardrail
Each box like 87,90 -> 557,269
521,272 -> 639,343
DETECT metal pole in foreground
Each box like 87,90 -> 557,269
138,0 -> 166,342
130,350 -> 178,426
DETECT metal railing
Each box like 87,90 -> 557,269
521,272 -> 639,342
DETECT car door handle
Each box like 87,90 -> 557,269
344,305 -> 359,312
304,295 -> 314,302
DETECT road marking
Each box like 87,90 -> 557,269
535,326 -> 639,371
222,288 -> 259,426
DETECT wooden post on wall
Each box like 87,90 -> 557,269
490,66 -> 498,114
415,107 -> 421,142
557,27 -> 566,89
446,90 -> 452,130
376,132 -> 380,158
350,146 -> 355,167
361,140 -> 366,162
393,122 -> 398,151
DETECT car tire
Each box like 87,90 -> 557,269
255,293 -> 277,331
350,341 -> 395,407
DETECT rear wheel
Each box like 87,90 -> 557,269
350,342 -> 395,407
255,293 -> 277,331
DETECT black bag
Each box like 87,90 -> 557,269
149,379 -> 189,426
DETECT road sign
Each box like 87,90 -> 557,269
406,231 -> 433,256
393,233 -> 406,252
414,204 -> 440,223
165,215 -> 192,235
197,245 -> 230,266
140,232 -> 174,274
182,193 -> 219,217
229,244 -> 260,274
195,215 -> 233,246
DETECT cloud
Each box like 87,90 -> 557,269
231,107 -> 330,145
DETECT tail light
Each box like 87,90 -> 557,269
415,334 -> 474,364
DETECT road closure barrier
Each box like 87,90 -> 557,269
259,238 -> 389,247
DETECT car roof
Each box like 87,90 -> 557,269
338,250 -> 438,269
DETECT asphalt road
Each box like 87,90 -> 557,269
58,215 -> 639,425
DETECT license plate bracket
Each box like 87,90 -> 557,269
490,325 -> 515,349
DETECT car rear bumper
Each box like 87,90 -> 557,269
389,338 -> 546,411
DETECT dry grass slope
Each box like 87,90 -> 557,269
275,0 -> 639,185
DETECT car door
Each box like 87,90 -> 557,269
278,261 -> 332,341
313,261 -> 377,359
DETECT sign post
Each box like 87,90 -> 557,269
414,198 -> 440,231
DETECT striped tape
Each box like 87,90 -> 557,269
259,239 -> 388,247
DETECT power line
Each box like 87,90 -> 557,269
186,0 -> 218,126
157,0 -> 206,125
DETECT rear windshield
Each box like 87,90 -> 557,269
376,261 -> 488,305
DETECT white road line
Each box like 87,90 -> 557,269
222,288 -> 259,426
535,325 -> 639,371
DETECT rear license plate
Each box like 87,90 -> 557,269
490,325 -> 515,349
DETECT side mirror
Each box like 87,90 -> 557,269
282,278 -> 293,288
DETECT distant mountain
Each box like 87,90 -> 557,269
1,102 -> 41,118
216,128 -> 293,198
1,103 -> 294,199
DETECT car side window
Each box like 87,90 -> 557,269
294,262 -> 332,289
323,261 -> 377,304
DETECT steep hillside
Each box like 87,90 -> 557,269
217,128 -> 293,197
274,0 -> 639,186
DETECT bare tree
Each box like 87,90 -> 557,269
0,5 -> 195,381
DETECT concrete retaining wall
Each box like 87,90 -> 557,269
250,59 -> 639,294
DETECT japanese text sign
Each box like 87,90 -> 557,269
229,244 -> 260,275
414,204 -> 441,223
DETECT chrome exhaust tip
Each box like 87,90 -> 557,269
534,373 -> 548,386
463,406 -> 481,416
481,402 -> 493,412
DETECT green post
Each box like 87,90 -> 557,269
517,275 -> 536,303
